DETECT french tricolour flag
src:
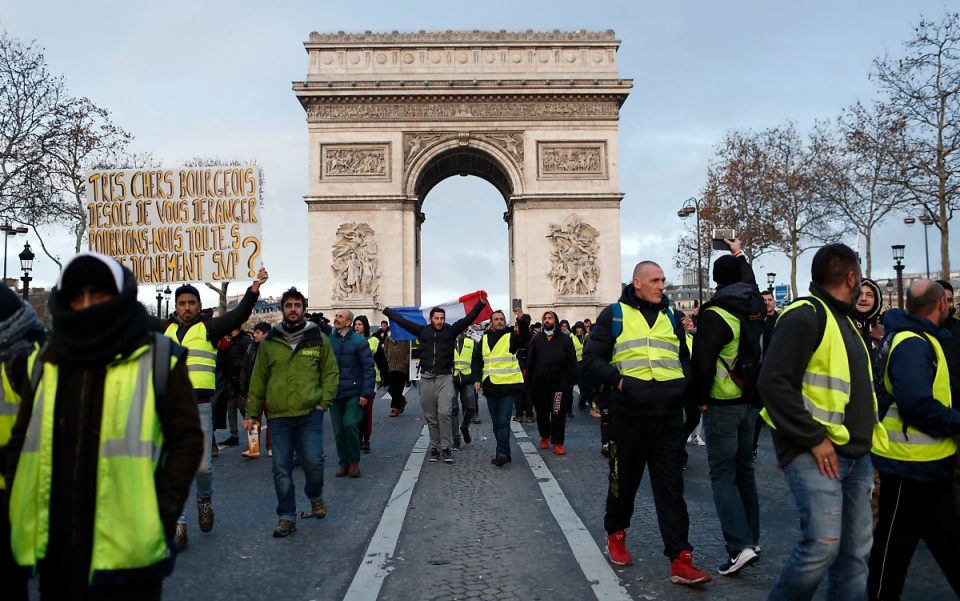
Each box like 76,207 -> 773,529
387,290 -> 492,341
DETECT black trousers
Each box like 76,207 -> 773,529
387,371 -> 407,411
0,496 -> 28,601
604,410 -> 691,560
531,380 -> 573,445
868,472 -> 960,600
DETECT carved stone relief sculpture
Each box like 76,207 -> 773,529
546,216 -> 600,296
321,144 -> 390,180
332,222 -> 380,300
537,141 -> 608,179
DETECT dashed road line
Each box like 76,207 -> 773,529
510,420 -> 632,601
342,425 -> 430,601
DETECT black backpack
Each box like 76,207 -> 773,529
702,293 -> 766,402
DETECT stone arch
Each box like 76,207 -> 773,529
403,137 -> 524,201
295,30 -> 631,319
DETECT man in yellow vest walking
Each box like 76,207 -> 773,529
477,308 -> 530,466
161,266 -> 268,549
867,280 -> 960,599
758,243 -> 885,601
583,260 -> 711,586
0,282 -> 46,601
6,252 -> 203,599
452,331 -> 481,447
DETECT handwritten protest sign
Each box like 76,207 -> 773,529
85,166 -> 262,285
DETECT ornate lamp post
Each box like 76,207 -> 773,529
0,224 -> 28,281
155,286 -> 164,317
904,215 -> 934,278
766,272 -> 776,292
885,280 -> 894,310
164,285 -> 172,317
18,242 -> 34,300
678,197 -> 704,308
892,244 -> 906,309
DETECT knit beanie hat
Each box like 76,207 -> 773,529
0,282 -> 22,321
713,255 -> 741,288
56,252 -> 123,303
175,284 -> 201,302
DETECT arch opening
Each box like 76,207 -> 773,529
414,146 -> 514,203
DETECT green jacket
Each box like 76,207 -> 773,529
247,322 -> 339,417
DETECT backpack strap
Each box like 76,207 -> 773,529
611,302 -> 623,340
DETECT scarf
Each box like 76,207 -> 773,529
0,303 -> 46,362
274,319 -> 315,350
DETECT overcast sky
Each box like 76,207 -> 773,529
2,0 -> 957,311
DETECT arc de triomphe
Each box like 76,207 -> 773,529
293,30 -> 632,320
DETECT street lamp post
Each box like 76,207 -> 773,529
885,280 -> 894,310
904,215 -> 934,278
678,197 -> 704,309
766,272 -> 776,292
155,286 -> 164,317
164,285 -> 171,317
892,244 -> 906,309
18,242 -> 34,300
0,224 -> 28,281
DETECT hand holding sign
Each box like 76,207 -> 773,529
252,266 -> 269,293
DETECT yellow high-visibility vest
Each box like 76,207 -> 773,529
705,306 -> 742,400
873,330 -> 956,462
164,321 -> 216,390
454,337 -> 475,377
0,348 -> 39,491
368,336 -> 381,384
571,335 -> 583,362
10,343 -> 175,582
481,333 -> 523,385
612,303 -> 684,382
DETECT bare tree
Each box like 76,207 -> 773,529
0,31 -> 64,220
820,103 -> 907,278
763,122 -> 845,297
874,11 -> 960,279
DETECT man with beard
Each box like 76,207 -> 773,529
525,311 -> 577,455
7,252 -> 203,599
244,288 -> 339,537
0,283 -> 47,601
867,280 -> 960,599
477,308 -> 531,466
759,243 -> 887,601
160,267 -> 267,549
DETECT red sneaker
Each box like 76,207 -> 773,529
553,444 -> 566,456
670,550 -> 711,586
539,437 -> 549,450
606,531 -> 633,566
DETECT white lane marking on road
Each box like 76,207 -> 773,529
343,425 -> 429,601
510,420 -> 632,601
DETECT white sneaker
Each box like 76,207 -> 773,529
718,547 -> 758,576
693,435 -> 706,447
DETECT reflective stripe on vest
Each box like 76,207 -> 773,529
572,335 -> 583,362
612,303 -> 684,381
10,345 -> 171,580
481,333 -> 523,385
760,296 -> 888,451
164,321 -> 216,390
368,336 -> 381,384
873,331 -> 957,462
705,305 -> 742,400
454,338 -> 475,377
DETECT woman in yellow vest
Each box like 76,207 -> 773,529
7,253 -> 203,599
0,282 -> 47,601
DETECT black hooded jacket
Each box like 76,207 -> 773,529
5,255 -> 203,591
384,302 -> 484,375
583,285 -> 690,418
691,278 -> 764,406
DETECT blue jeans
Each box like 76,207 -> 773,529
486,393 -> 516,458
767,452 -> 874,601
703,404 -> 760,555
179,401 -> 213,524
269,410 -> 326,523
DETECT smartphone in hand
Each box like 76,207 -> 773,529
711,228 -> 736,251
